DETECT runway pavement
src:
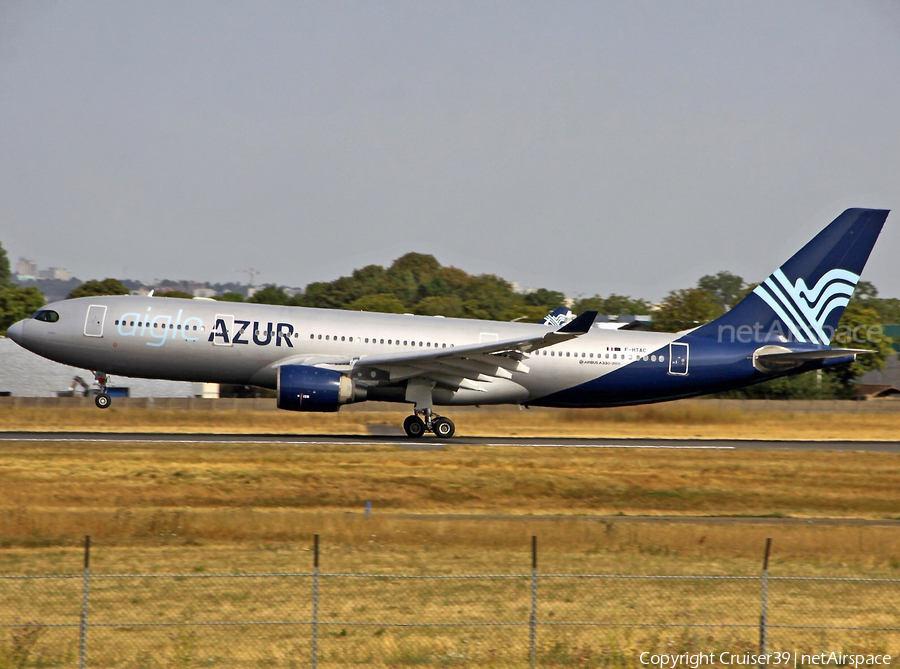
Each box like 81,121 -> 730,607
0,431 -> 898,452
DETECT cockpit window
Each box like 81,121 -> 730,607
32,310 -> 60,323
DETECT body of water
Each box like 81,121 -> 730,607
0,338 -> 194,397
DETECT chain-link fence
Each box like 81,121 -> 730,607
1,537 -> 898,668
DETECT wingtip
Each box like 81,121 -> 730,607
557,310 -> 597,334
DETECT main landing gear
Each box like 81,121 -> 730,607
93,371 -> 112,409
403,379 -> 454,439
403,409 -> 455,439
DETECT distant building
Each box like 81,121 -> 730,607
39,267 -> 73,281
192,288 -> 218,299
858,325 -> 900,388
510,281 -> 536,295
15,258 -> 37,280
860,353 -> 900,388
854,384 -> 900,400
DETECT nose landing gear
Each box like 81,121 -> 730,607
402,408 -> 455,439
93,371 -> 112,409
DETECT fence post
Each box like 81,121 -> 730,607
529,535 -> 537,669
759,537 -> 771,655
79,535 -> 91,669
311,534 -> 319,669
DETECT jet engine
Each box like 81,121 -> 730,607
276,365 -> 366,412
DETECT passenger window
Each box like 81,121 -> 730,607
341,336 -> 345,341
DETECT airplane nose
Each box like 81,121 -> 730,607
6,320 -> 25,345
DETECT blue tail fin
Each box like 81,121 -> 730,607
696,208 -> 889,344
542,307 -> 573,327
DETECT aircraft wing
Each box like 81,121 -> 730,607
276,311 -> 597,391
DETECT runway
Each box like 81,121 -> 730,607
1,431 -> 898,452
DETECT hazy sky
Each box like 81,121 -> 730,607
2,1 -> 898,302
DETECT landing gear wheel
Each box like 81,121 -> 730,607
95,393 -> 111,409
433,417 -> 455,439
403,415 -> 426,438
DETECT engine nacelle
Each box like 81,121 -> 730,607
277,365 -> 364,412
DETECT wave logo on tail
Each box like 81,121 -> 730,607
543,308 -> 573,327
752,268 -> 859,345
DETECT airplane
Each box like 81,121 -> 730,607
7,208 -> 889,439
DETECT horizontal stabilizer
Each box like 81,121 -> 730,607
752,345 -> 867,373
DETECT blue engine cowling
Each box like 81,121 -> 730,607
277,365 -> 364,412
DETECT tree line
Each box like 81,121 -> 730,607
2,244 -> 897,398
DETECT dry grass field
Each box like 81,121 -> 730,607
1,439 -> 900,535
2,401 -> 900,440
0,404 -> 898,666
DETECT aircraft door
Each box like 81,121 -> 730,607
668,342 -> 689,375
84,305 -> 107,337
